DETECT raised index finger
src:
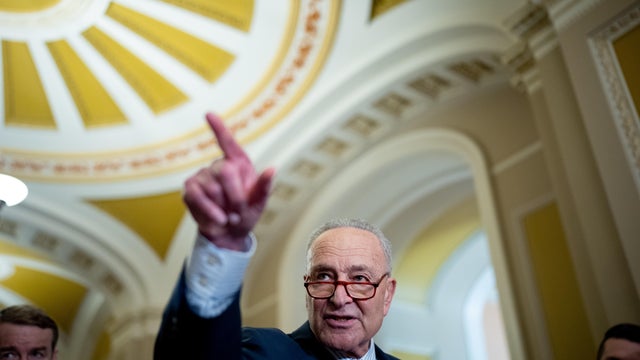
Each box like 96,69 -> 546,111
206,112 -> 246,159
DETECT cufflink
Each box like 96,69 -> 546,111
206,254 -> 220,266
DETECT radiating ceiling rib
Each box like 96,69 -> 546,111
159,0 -> 254,32
83,26 -> 188,114
106,3 -> 235,83
2,40 -> 55,128
118,0 -> 250,57
370,0 -> 408,19
47,39 -> 127,128
93,16 -> 209,106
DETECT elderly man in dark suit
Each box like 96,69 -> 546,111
154,113 -> 398,359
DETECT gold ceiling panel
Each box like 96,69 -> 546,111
160,0 -> 254,32
0,239 -> 53,263
47,40 -> 127,128
2,41 -> 55,128
88,191 -> 186,260
370,0 -> 407,20
83,26 -> 188,114
0,266 -> 87,334
107,3 -> 235,82
0,0 -> 59,12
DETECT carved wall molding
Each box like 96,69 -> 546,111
502,3 -> 558,93
546,0 -> 605,32
589,2 -> 640,194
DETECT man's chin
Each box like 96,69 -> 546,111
319,329 -> 360,349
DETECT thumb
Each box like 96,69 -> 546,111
248,167 -> 275,209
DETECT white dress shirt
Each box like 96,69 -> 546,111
328,340 -> 378,360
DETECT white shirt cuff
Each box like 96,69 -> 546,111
185,233 -> 256,318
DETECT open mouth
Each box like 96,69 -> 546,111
325,315 -> 357,327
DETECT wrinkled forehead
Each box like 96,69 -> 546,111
0,323 -> 55,347
308,227 -> 385,267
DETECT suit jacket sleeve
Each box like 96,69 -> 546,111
154,269 -> 243,360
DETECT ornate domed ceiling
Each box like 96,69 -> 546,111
2,0 -> 336,180
0,0 -> 534,358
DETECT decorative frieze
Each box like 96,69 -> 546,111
547,0 -> 604,32
502,3 -> 558,93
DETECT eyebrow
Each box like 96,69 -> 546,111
348,265 -> 372,272
309,264 -> 374,274
0,346 -> 49,353
309,265 -> 334,273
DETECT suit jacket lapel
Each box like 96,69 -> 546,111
289,322 -> 335,359
288,322 -> 398,360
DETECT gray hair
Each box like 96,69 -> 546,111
306,218 -> 393,273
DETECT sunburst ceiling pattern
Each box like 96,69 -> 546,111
3,1 -> 244,128
1,0 -> 338,181
0,1 -> 340,358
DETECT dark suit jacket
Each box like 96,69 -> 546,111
154,272 -> 399,359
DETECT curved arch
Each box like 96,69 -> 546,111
277,127 -> 524,358
0,193 -> 149,309
251,22 -> 512,167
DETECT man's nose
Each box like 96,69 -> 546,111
330,283 -> 353,305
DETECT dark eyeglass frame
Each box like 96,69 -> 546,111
304,273 -> 389,300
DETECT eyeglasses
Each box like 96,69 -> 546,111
304,273 -> 389,300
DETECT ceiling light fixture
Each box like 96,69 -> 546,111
0,173 -> 29,210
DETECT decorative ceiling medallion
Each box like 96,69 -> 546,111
0,0 -> 338,181
0,0 -> 109,38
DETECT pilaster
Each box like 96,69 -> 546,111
500,0 -> 640,356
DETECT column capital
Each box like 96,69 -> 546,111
502,3 -> 558,93
545,0 -> 605,32
501,41 -> 541,93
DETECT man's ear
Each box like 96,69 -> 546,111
383,277 -> 396,315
